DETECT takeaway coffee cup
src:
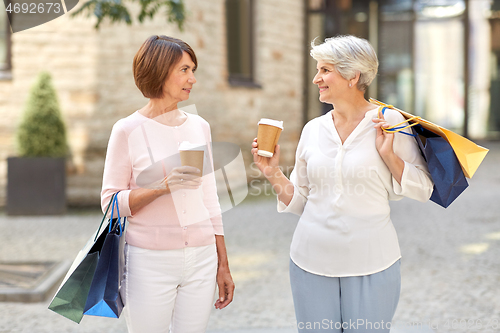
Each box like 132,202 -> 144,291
257,118 -> 284,158
179,141 -> 204,177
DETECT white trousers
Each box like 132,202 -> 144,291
121,243 -> 218,333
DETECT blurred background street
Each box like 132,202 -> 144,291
0,141 -> 498,333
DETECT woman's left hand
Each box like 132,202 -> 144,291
372,111 -> 395,158
214,235 -> 234,310
372,111 -> 405,184
214,264 -> 234,309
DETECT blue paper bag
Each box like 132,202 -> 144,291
412,125 -> 469,208
84,194 -> 126,318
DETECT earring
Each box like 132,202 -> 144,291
349,83 -> 352,87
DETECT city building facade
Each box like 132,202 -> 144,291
0,0 -> 498,206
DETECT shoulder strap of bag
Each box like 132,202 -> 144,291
109,192 -> 123,235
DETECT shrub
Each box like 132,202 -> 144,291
16,72 -> 68,158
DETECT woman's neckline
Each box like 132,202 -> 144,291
326,107 -> 379,146
136,109 -> 190,128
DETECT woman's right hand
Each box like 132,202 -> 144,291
129,166 -> 201,215
251,138 -> 281,179
162,166 -> 202,193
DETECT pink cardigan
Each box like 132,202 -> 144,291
101,111 -> 223,250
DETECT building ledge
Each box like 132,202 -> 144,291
228,77 -> 262,89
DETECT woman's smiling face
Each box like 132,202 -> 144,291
312,61 -> 349,104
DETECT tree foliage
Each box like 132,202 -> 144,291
71,0 -> 186,30
17,72 -> 68,158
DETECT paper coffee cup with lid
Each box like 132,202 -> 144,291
179,141 -> 204,177
257,118 -> 284,158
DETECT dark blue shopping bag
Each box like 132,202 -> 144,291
380,107 -> 468,208
84,193 -> 126,318
412,125 -> 469,208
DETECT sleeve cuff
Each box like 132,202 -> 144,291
392,161 -> 434,202
117,190 -> 132,218
392,161 -> 409,196
277,186 -> 306,216
211,215 -> 224,235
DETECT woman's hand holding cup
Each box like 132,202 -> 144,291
251,122 -> 294,206
251,138 -> 282,179
252,118 -> 284,180
163,166 -> 202,193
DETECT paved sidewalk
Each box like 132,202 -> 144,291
0,141 -> 499,332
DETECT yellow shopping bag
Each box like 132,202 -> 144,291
369,98 -> 489,178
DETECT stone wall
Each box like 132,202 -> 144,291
0,11 -> 100,206
0,0 -> 305,207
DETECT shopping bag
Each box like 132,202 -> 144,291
370,98 -> 489,178
379,107 -> 469,208
412,124 -> 469,208
48,193 -> 116,323
83,193 -> 126,318
47,252 -> 99,323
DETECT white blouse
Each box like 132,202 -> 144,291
278,108 -> 434,277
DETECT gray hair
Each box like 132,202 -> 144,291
310,35 -> 378,91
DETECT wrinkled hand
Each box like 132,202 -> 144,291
214,265 -> 234,310
372,112 -> 395,159
251,138 -> 281,179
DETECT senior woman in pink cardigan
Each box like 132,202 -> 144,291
101,35 -> 234,333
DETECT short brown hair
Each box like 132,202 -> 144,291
133,35 -> 198,99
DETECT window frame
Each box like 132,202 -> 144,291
225,0 -> 260,88
0,0 -> 12,80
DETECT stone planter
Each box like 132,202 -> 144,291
7,157 -> 66,215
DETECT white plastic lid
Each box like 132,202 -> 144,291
257,150 -> 274,158
258,118 -> 284,130
179,141 -> 205,151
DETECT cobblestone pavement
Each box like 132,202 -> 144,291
0,141 -> 498,333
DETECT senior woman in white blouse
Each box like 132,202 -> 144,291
252,35 -> 434,332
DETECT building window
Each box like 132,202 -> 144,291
378,0 -> 414,113
0,0 -> 12,78
226,0 -> 257,86
488,0 -> 500,134
305,0 -> 373,119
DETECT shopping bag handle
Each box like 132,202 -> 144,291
109,192 -> 123,235
377,105 -> 418,137
93,192 -> 117,242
